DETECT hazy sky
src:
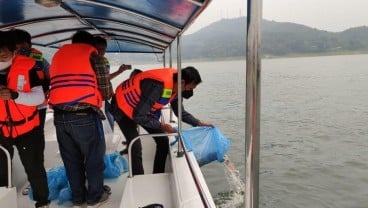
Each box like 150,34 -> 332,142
185,0 -> 368,34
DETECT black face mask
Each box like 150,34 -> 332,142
182,90 -> 193,99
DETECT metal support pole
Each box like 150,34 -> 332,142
245,0 -> 262,207
169,44 -> 175,122
176,35 -> 184,157
0,145 -> 12,188
169,44 -> 173,68
163,51 -> 166,68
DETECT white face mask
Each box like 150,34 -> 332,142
0,59 -> 12,71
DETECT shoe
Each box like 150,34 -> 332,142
103,185 -> 111,194
86,192 -> 109,208
22,183 -> 30,195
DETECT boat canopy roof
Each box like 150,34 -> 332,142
0,0 -> 211,53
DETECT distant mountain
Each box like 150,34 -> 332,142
181,17 -> 368,60
44,17 -> 368,64
182,18 -> 246,60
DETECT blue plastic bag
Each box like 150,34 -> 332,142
58,183 -> 72,204
28,166 -> 68,201
173,126 -> 231,166
104,151 -> 129,178
29,152 -> 128,204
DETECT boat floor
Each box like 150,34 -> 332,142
14,117 -> 166,208
10,110 -> 215,208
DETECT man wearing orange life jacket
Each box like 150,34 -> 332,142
0,31 -> 50,208
110,67 -> 213,175
12,29 -> 51,144
49,30 -> 113,208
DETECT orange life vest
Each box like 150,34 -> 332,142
48,43 -> 102,108
115,68 -> 177,119
0,55 -> 40,138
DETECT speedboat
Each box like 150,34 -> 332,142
0,0 -> 219,207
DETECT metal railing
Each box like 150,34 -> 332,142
0,145 -> 12,188
127,132 -> 178,178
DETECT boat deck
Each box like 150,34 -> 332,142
122,173 -> 173,208
13,118 -> 160,208
13,124 -> 132,208
4,109 -> 215,208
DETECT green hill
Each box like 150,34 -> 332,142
181,17 -> 368,59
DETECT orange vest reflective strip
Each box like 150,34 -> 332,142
103,56 -> 110,71
115,68 -> 176,119
48,44 -> 102,108
29,48 -> 46,80
0,55 -> 40,138
28,48 -> 47,107
29,48 -> 43,62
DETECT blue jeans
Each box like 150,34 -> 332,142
53,110 -> 105,205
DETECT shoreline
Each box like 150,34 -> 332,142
118,51 -> 368,65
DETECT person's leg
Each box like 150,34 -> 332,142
53,112 -> 87,205
143,127 -> 169,174
0,137 -> 14,187
74,113 -> 106,205
38,108 -> 47,149
38,108 -> 47,134
116,113 -> 144,175
15,128 -> 50,207
110,97 -> 144,175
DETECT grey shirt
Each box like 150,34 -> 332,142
132,79 -> 199,129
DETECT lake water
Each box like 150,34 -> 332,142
111,54 -> 368,208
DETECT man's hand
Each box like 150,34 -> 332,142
0,87 -> 12,100
118,64 -> 132,72
160,123 -> 176,133
197,121 -> 213,127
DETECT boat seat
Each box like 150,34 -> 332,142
120,173 -> 173,208
0,187 -> 17,207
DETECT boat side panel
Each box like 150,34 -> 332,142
168,147 -> 216,208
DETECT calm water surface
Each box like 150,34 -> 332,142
114,54 -> 368,208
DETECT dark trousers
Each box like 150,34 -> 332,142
38,108 -> 47,131
0,128 -> 50,207
110,98 -> 169,175
38,108 -> 47,137
53,110 -> 105,205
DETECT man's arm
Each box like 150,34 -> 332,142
171,97 -> 213,127
109,64 -> 130,80
170,98 -> 200,126
10,86 -> 44,105
0,67 -> 44,105
90,53 -> 113,100
132,79 -> 163,129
